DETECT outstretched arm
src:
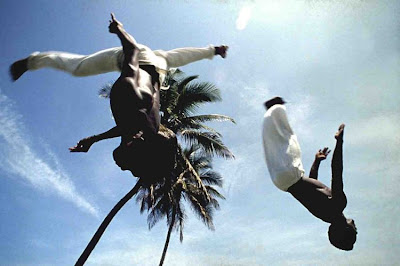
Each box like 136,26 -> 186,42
309,147 -> 331,179
69,126 -> 122,152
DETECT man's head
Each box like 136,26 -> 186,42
328,218 -> 357,251
112,139 -> 148,172
113,145 -> 133,171
264,96 -> 286,110
112,131 -> 177,178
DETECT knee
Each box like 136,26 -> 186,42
72,63 -> 92,77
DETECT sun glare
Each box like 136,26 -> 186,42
236,6 -> 253,31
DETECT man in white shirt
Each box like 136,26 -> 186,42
262,96 -> 357,250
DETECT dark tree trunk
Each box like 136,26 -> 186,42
75,180 -> 143,266
159,207 -> 177,266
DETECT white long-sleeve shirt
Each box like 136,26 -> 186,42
262,104 -> 305,191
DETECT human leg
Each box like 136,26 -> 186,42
331,124 -> 347,212
156,46 -> 216,68
10,47 -> 123,81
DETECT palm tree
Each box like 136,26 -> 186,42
75,179 -> 142,266
136,144 -> 225,266
76,70 -> 234,265
144,70 -> 233,265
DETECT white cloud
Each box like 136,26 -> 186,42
347,112 -> 400,147
236,5 -> 253,31
0,91 -> 98,217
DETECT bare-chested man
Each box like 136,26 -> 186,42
262,97 -> 357,250
69,14 -> 177,179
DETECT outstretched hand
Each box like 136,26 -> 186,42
69,136 -> 96,153
315,147 -> 331,161
109,13 -> 123,33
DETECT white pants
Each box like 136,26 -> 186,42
27,45 -> 215,87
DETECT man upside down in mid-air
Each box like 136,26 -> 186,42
69,14 -> 178,180
262,97 -> 357,250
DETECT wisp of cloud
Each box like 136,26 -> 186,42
0,91 -> 98,217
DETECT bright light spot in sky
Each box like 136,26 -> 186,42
236,6 -> 253,30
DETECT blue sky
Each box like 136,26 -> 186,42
0,0 -> 399,265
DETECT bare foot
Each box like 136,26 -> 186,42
215,45 -> 229,58
10,57 -> 28,81
109,13 -> 123,34
335,124 -> 345,140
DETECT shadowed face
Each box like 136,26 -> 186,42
113,146 -> 133,171
328,218 -> 358,250
112,141 -> 153,177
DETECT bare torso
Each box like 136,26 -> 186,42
288,177 -> 344,224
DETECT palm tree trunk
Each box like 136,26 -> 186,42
75,180 -> 143,266
159,207 -> 176,266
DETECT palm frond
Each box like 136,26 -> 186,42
177,146 -> 211,202
175,204 -> 186,242
184,186 -> 214,230
177,75 -> 199,94
183,145 -> 211,167
173,82 -> 221,116
98,82 -> 113,98
136,189 -> 149,214
162,68 -> 185,88
179,215 -> 184,242
160,87 -> 180,122
200,171 -> 223,187
182,143 -> 202,158
181,130 -> 235,159
194,160 -> 212,173
205,186 -> 226,200
182,114 -> 235,124
178,123 -> 221,136
208,197 -> 221,210
147,195 -> 170,229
